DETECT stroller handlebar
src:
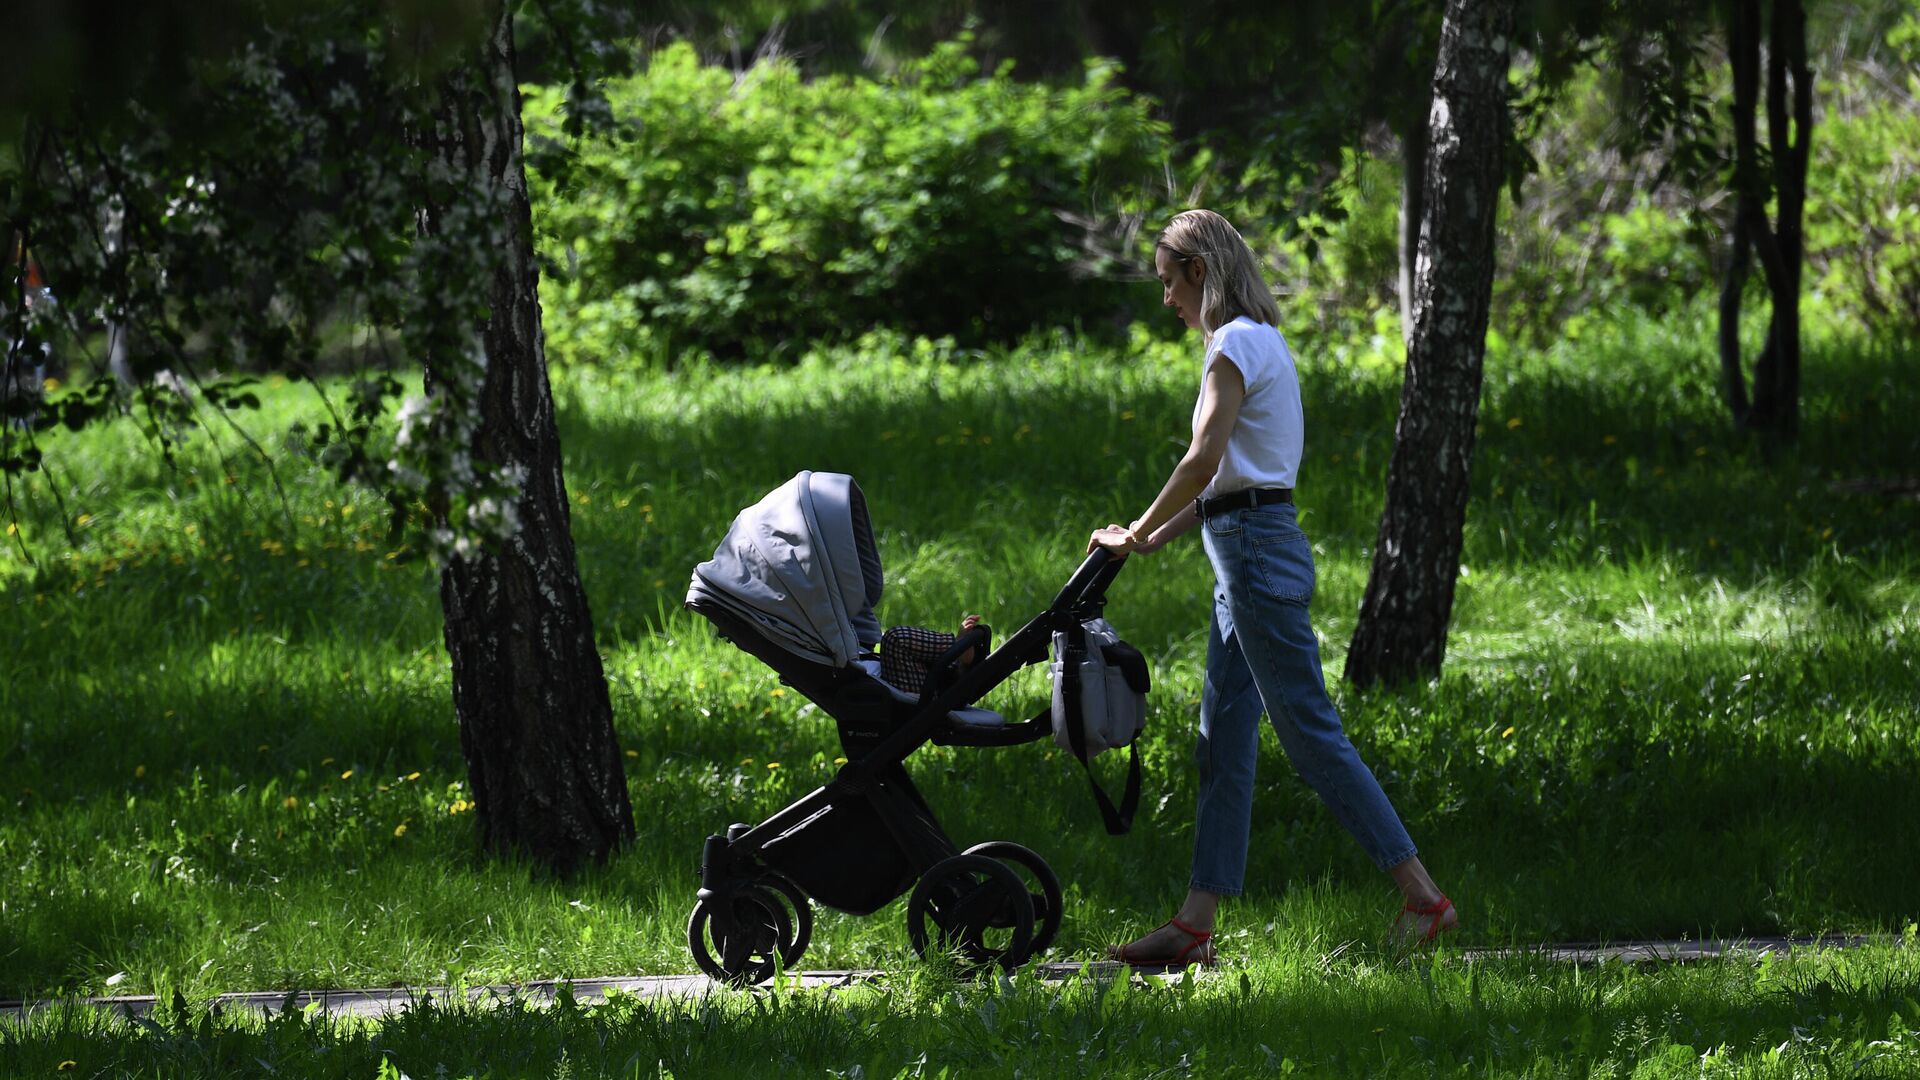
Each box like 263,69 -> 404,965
1051,547 -> 1127,613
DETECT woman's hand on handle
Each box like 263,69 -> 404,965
1088,524 -> 1138,556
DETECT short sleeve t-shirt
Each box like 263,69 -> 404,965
1193,316 -> 1304,499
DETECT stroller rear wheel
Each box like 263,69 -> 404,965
961,842 -> 1063,956
906,853 -> 1036,972
688,885 -> 793,986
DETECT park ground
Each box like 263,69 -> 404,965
2,306 -> 1918,1076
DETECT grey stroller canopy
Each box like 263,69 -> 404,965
687,471 -> 886,668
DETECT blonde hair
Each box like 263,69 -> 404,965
1156,209 -> 1280,333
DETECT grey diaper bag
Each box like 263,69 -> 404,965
1050,616 -> 1148,833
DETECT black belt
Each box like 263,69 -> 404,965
1195,487 -> 1292,521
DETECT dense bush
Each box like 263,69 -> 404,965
1247,14 -> 1920,350
525,39 -> 1172,365
1805,12 -> 1920,330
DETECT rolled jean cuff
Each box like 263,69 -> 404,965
1188,878 -> 1245,898
1373,844 -> 1419,873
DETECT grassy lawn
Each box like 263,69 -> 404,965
3,309 -> 1917,1076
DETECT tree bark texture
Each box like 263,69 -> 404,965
418,0 -> 635,872
1397,85 -> 1433,349
1345,0 -> 1514,689
1718,0 -> 1811,444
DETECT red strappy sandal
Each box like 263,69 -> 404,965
1392,894 -> 1457,945
1110,916 -> 1217,968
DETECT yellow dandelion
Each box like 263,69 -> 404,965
833,756 -> 848,765
406,772 -> 421,781
767,762 -> 781,770
134,764 -> 146,778
393,822 -> 409,838
4,522 -> 15,536
770,688 -> 786,697
76,513 -> 93,526
340,769 -> 354,780
282,796 -> 300,809
1505,417 -> 1522,429
625,750 -> 639,758
1500,726 -> 1515,739
43,376 -> 62,392
576,493 -> 591,505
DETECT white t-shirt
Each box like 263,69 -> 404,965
1193,316 -> 1304,499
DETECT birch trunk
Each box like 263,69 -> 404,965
415,0 -> 634,871
1345,0 -> 1514,688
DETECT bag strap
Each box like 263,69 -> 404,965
1061,623 -> 1139,835
1081,742 -> 1140,835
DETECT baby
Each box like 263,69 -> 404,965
879,614 -> 987,695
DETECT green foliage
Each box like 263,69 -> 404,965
524,38 -> 1172,364
1805,12 -> 1920,329
1244,32 -> 1920,349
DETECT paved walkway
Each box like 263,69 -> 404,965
0,935 -> 1876,1024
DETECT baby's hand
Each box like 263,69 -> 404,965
958,613 -> 983,665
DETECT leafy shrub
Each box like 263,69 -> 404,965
1804,13 -> 1920,330
525,39 -> 1172,365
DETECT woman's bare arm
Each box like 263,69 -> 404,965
1090,356 -> 1246,554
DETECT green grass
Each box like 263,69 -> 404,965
2,309 -> 1917,1077
9,943 -> 1920,1077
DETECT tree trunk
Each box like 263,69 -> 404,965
416,0 -> 635,872
1345,0 -> 1514,689
1397,86 -> 1432,349
1719,0 -> 1761,429
1719,0 -> 1811,444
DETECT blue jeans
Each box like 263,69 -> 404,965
1190,502 -> 1417,896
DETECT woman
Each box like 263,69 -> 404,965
1089,209 -> 1456,966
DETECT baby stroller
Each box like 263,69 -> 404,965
684,470 -> 1138,984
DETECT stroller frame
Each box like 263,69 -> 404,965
685,548 -> 1127,983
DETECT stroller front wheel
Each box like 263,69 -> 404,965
688,886 -> 793,987
756,873 -> 813,969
